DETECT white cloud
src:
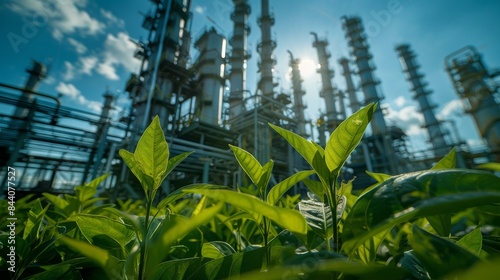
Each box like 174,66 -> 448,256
62,61 -> 75,81
97,63 -> 119,80
67,38 -> 87,54
194,5 -> 207,14
385,105 -> 425,136
394,96 -> 406,107
56,82 -> 80,98
8,0 -> 104,40
439,99 -> 464,119
96,32 -> 140,80
100,8 -> 125,28
80,56 -> 98,75
56,82 -> 102,113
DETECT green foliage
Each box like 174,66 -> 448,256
2,111 -> 500,280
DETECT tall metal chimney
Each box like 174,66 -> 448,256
395,44 -> 449,157
342,16 -> 396,173
341,16 -> 388,135
257,0 -> 277,99
288,50 -> 308,138
13,61 -> 47,119
445,46 -> 500,158
229,0 -> 251,120
339,57 -> 361,113
310,32 -> 341,130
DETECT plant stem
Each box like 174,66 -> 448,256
326,183 -> 338,253
138,194 -> 152,280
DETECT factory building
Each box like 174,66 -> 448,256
1,0 -> 499,196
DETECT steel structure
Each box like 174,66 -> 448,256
310,32 -> 343,130
396,44 -> 450,157
287,50 -> 308,138
339,57 -> 361,113
445,46 -> 500,160
342,16 -> 400,174
228,0 -> 251,120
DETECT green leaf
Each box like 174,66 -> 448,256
457,227 -> 483,256
476,162 -> 500,172
258,160 -> 274,192
303,178 -> 326,200
183,188 -> 308,235
146,202 -> 224,278
59,235 -> 122,279
135,116 -> 169,188
398,251 -> 431,280
25,264 -> 75,280
150,258 -> 202,280
365,170 -> 391,183
160,151 -> 194,182
426,214 -> 451,237
75,174 -> 109,202
188,247 -> 266,280
202,241 -> 237,259
325,103 -> 375,175
409,225 -> 480,279
269,123 -> 330,187
267,170 -> 315,205
342,169 -> 500,254
119,149 -> 154,195
432,147 -> 456,169
23,199 -> 48,240
298,198 -> 333,240
229,144 -> 265,186
156,184 -> 228,209
69,214 -> 135,248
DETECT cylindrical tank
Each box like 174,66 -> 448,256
195,28 -> 226,125
13,61 -> 47,119
396,44 -> 449,157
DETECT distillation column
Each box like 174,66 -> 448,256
229,0 -> 251,120
257,0 -> 277,100
342,16 -> 396,173
310,32 -> 341,130
133,0 -> 192,132
194,28 -> 226,125
339,57 -> 361,113
288,50 -> 308,138
445,46 -> 500,158
396,44 -> 449,157
13,61 -> 47,119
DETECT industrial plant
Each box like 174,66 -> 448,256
1,0 -> 499,199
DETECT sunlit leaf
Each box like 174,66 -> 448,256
432,147 -> 456,170
135,116 -> 169,187
202,241 -> 237,259
476,162 -> 500,172
457,227 -> 482,256
69,214 -> 136,248
267,170 -> 315,205
156,184 -> 228,209
325,103 -> 375,175
119,149 -> 154,195
160,151 -> 194,183
365,170 -> 391,183
229,144 -> 264,186
183,188 -> 308,235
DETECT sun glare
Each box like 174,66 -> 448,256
298,59 -> 318,77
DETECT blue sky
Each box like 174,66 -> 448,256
1,0 -> 499,153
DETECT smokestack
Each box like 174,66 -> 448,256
342,16 -> 388,136
13,61 -> 47,119
229,0 -> 251,120
339,57 -> 361,113
310,32 -> 341,130
395,44 -> 449,157
257,0 -> 277,100
288,50 -> 308,138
